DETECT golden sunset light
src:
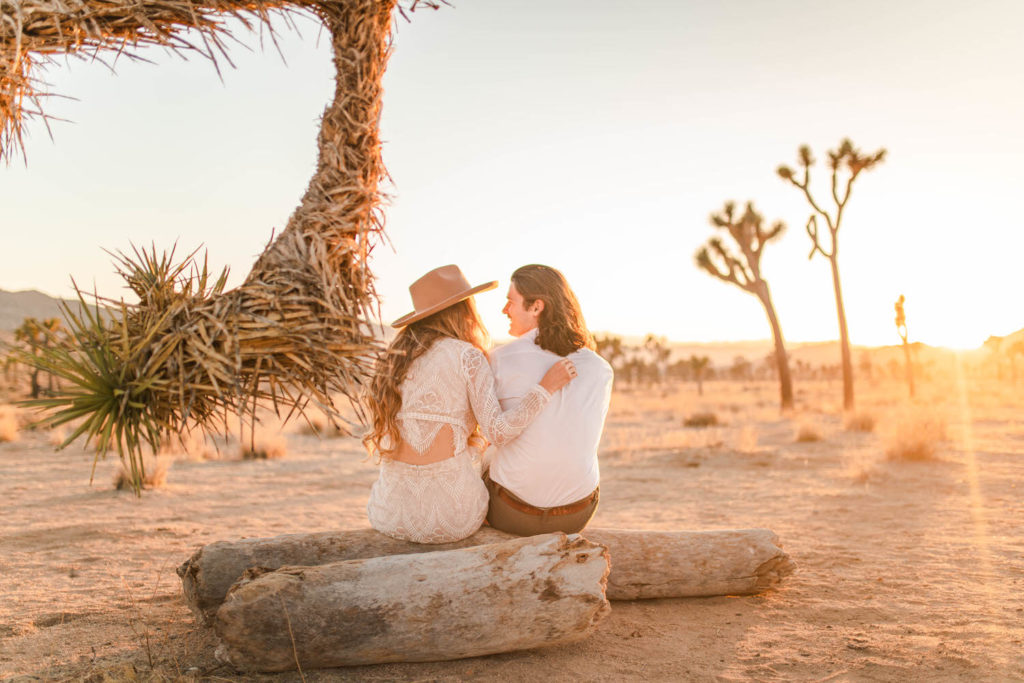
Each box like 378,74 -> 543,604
1,1 -> 1022,680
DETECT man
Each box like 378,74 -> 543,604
484,264 -> 614,535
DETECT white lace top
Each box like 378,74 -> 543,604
367,337 -> 551,543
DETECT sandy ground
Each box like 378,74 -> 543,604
1,378 -> 1022,682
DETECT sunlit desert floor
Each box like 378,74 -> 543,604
1,378 -> 1023,682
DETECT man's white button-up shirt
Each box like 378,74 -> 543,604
487,328 -> 614,508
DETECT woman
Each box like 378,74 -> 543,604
364,264 -> 575,544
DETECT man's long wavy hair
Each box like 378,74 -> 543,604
363,298 -> 489,460
511,264 -> 595,357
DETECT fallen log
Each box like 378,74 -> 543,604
584,528 -> 796,599
178,527 -> 794,624
213,533 -> 610,671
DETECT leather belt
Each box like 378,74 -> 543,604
494,484 -> 598,517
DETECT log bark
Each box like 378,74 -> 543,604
178,527 -> 794,625
212,533 -> 610,672
583,528 -> 795,599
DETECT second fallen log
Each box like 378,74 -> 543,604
213,533 -> 611,672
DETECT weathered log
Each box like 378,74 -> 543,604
178,527 -> 794,624
583,528 -> 796,599
212,533 -> 610,672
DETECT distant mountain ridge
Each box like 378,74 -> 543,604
0,289 -> 81,331
2,289 -> 1019,361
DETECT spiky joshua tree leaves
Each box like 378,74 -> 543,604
20,245 -> 232,495
695,201 -> 794,410
777,138 -> 886,410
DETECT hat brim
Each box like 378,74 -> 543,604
391,280 -> 499,328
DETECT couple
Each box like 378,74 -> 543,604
364,264 -> 614,544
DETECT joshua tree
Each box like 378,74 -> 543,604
695,201 -> 794,410
777,138 -> 886,410
730,355 -> 753,382
643,334 -> 671,384
2,0 -> 435,493
894,294 -> 915,397
688,355 -> 710,396
983,333 -> 1024,383
594,333 -> 625,371
13,317 -> 64,398
1010,340 -> 1024,383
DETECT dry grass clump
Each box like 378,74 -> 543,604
294,409 -> 352,439
844,412 -> 877,432
601,424 -> 725,462
114,458 -> 169,491
159,431 -> 220,462
48,425 -> 67,447
684,412 -> 720,428
795,421 -> 824,443
885,411 -> 948,462
732,425 -> 759,453
240,432 -> 288,460
0,404 -> 19,442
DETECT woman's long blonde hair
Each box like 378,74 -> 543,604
364,298 -> 489,460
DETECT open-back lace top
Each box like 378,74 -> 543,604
367,337 -> 551,543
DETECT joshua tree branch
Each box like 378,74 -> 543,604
805,215 -> 829,259
695,248 -> 740,289
697,243 -> 754,293
831,165 -> 842,210
797,180 -> 836,233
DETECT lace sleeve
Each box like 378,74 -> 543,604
461,346 -> 551,447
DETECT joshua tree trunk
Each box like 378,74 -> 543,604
830,257 -> 854,410
758,285 -> 794,411
778,140 -> 885,412
901,341 -> 915,398
694,202 -> 791,412
29,367 -> 41,399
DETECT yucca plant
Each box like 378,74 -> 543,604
18,245 -> 233,494
5,0 -> 405,493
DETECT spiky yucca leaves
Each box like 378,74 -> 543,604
8,0 -> 403,492
23,241 -> 381,494
22,246 -> 235,493
0,0 -> 445,162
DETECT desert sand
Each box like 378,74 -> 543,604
1,376 -> 1022,681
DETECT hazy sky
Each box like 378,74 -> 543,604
2,0 -> 1022,348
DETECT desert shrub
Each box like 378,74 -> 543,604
885,412 -> 947,461
0,405 -> 18,442
160,431 -> 219,461
844,412 -> 876,432
295,411 -> 350,439
47,426 -> 67,447
240,432 -> 288,460
684,412 -> 720,428
114,458 -> 169,490
732,425 -> 759,453
795,422 -> 823,443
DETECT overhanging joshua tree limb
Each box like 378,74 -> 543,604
695,201 -> 794,411
777,138 -> 885,411
0,0 -> 441,492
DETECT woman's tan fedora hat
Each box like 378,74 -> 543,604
391,265 -> 498,328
